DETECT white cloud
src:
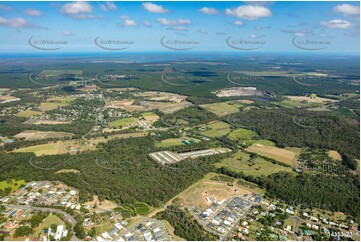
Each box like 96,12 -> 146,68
143,20 -> 152,27
100,2 -> 117,11
320,19 -> 352,29
142,2 -> 168,14
62,30 -> 73,36
60,2 -> 99,19
122,18 -> 136,27
24,9 -> 42,17
0,16 -> 28,28
225,5 -> 271,20
120,15 -> 129,19
157,17 -> 190,26
334,4 -> 359,15
0,4 -> 13,11
199,7 -> 219,15
232,20 -> 244,26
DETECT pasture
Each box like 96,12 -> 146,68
14,130 -> 74,141
246,143 -> 296,166
227,128 -> 258,141
109,117 -> 137,128
200,102 -> 242,116
16,110 -> 42,117
201,121 -> 231,137
215,151 -> 292,176
13,140 -> 97,156
155,137 -> 200,148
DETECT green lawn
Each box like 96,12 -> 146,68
156,137 -> 200,148
201,121 -> 231,137
114,207 -> 132,219
227,128 -> 258,140
132,202 -> 150,215
200,102 -> 242,116
109,117 -> 137,128
14,143 -> 59,156
31,214 -> 65,240
0,179 -> 26,192
16,110 -> 43,117
215,151 -> 292,177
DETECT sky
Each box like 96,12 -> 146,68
0,1 -> 359,54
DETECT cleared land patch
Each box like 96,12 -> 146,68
16,110 -> 42,117
201,121 -> 231,138
215,151 -> 292,176
200,102 -> 242,116
155,137 -> 200,148
228,128 -> 258,141
246,143 -> 296,166
14,130 -> 74,141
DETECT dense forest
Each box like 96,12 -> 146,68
224,109 -> 359,169
217,167 -> 360,220
156,106 -> 218,127
155,206 -> 218,241
0,136 -> 226,207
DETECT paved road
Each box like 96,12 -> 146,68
220,202 -> 253,241
293,216 -> 300,241
189,196 -> 254,241
4,204 -> 78,240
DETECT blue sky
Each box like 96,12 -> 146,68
0,1 -> 359,54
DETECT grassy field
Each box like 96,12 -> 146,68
14,143 -> 61,156
246,143 -> 296,166
38,102 -> 61,111
132,202 -> 150,215
142,111 -> 159,120
114,207 -> 132,219
14,130 -> 74,141
156,137 -> 200,148
328,150 -> 342,160
109,117 -> 137,128
13,140 -> 97,156
200,102 -> 242,116
47,96 -> 76,105
201,121 -> 231,137
215,151 -> 292,176
31,214 -> 65,240
227,128 -> 258,140
0,179 -> 26,192
16,110 -> 42,117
